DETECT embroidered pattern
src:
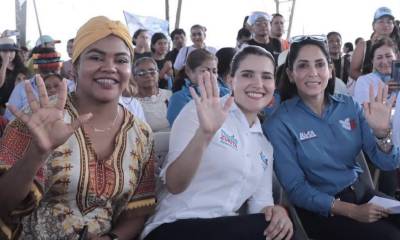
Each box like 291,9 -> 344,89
219,129 -> 239,150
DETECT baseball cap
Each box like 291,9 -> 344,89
374,7 -> 394,22
247,11 -> 272,26
35,35 -> 61,47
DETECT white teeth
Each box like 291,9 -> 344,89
247,92 -> 264,98
305,82 -> 320,86
96,79 -> 117,84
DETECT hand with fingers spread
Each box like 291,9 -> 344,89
363,83 -> 395,138
7,75 -> 92,158
189,71 -> 234,138
263,206 -> 293,240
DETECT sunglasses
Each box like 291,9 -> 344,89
289,35 -> 327,44
135,69 -> 158,77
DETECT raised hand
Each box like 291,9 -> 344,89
363,82 -> 395,138
189,71 -> 233,137
7,75 -> 92,157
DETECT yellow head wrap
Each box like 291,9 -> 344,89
72,16 -> 134,64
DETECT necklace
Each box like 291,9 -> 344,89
91,107 -> 121,133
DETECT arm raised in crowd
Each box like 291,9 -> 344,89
165,72 -> 233,194
0,75 -> 91,218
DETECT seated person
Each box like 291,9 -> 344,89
167,49 -> 230,126
264,35 -> 400,240
142,46 -> 293,240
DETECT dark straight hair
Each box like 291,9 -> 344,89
279,38 -> 336,102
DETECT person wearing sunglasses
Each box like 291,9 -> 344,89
132,57 -> 172,132
264,35 -> 400,239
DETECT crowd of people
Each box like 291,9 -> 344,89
0,5 -> 399,240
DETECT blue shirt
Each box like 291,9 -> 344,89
263,94 -> 399,216
167,79 -> 230,126
4,77 -> 76,121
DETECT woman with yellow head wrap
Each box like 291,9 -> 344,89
0,16 -> 155,240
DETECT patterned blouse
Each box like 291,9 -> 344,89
0,95 -> 156,240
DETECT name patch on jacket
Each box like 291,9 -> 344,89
339,118 -> 356,131
299,130 -> 317,141
219,129 -> 238,150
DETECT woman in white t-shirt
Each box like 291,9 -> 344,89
133,57 -> 172,132
142,46 -> 293,240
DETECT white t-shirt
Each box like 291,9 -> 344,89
173,45 -> 218,71
353,72 -> 385,104
141,96 -> 274,238
119,96 -> 146,122
137,89 -> 172,132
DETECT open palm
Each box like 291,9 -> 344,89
363,83 -> 394,136
7,75 -> 92,156
189,72 -> 233,136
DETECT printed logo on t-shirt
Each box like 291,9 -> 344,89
299,130 -> 317,141
259,151 -> 269,170
219,129 -> 238,150
339,118 -> 356,131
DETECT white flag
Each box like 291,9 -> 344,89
123,10 -> 169,37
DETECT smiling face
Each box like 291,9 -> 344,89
74,35 -> 131,104
190,27 -> 206,48
372,44 -> 396,75
232,54 -> 275,116
288,44 -> 332,102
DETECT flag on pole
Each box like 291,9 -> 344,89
123,10 -> 169,37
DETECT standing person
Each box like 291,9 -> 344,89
327,31 -> 350,83
173,24 -> 217,72
350,6 -> 399,80
167,49 -> 230,125
142,45 -> 293,240
343,42 -> 354,55
246,11 -> 282,62
61,38 -> 75,80
264,35 -> 400,240
151,32 -> 173,89
270,13 -> 289,51
0,16 -> 155,239
133,29 -> 152,63
165,28 -> 186,66
0,37 -> 28,114
133,57 -> 172,132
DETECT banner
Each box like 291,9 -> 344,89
123,10 -> 169,37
